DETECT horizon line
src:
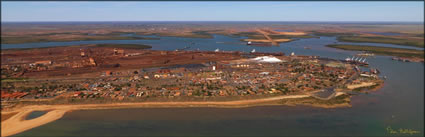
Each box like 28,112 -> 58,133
2,20 -> 424,23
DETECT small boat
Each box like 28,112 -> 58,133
370,68 -> 380,74
345,57 -> 352,61
215,48 -> 220,52
251,49 -> 256,53
247,41 -> 252,45
176,46 -> 190,51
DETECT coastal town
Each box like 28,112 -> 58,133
2,1 -> 425,137
1,45 -> 383,109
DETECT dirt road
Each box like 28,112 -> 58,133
256,29 -> 278,46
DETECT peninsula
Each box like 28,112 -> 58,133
1,44 -> 384,136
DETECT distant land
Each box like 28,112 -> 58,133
1,21 -> 424,25
1,21 -> 423,136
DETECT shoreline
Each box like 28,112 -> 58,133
325,44 -> 424,59
0,69 -> 379,137
2,94 -> 313,137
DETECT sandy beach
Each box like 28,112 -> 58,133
1,94 -> 309,137
346,82 -> 377,89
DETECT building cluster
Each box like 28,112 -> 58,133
1,55 -> 378,102
1,58 -> 97,78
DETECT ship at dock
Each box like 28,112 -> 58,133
392,57 -> 411,62
175,46 -> 191,51
356,52 -> 375,57
342,56 -> 369,66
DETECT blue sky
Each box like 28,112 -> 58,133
1,2 -> 424,22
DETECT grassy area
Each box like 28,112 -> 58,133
1,37 -> 51,44
190,30 -> 224,38
148,30 -> 225,39
2,46 -> 55,51
327,44 -> 424,58
191,31 -> 214,38
232,32 -> 259,36
2,43 -> 152,51
82,36 -> 159,41
231,32 -> 265,39
311,31 -> 357,36
94,44 -> 152,49
150,32 -> 212,39
232,32 -> 316,43
269,34 -> 317,39
338,36 -> 424,48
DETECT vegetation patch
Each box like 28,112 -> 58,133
2,46 -> 54,51
269,34 -> 317,39
1,77 -> 30,82
326,44 -> 424,58
94,44 -> 152,49
311,31 -> 357,36
190,30 -> 224,38
232,32 -> 265,39
338,36 -> 424,48
148,30 -> 224,39
1,34 -> 159,44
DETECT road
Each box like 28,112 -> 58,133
256,29 -> 278,46
309,66 -> 360,100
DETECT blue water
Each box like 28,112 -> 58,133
25,111 -> 48,120
14,58 -> 424,136
2,34 -> 422,51
6,34 -> 424,136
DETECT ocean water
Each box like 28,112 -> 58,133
5,34 -> 423,136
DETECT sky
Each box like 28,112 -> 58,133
1,2 -> 424,22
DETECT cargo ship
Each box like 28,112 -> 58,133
356,53 -> 375,56
342,56 -> 369,66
